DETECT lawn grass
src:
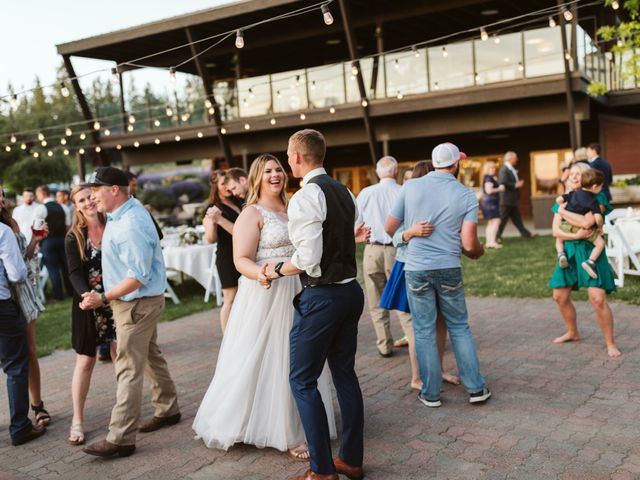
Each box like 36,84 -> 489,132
34,280 -> 215,358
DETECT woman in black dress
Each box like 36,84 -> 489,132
480,161 -> 505,249
65,185 -> 116,445
203,169 -> 242,333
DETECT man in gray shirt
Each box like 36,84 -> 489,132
0,222 -> 46,445
386,142 -> 491,408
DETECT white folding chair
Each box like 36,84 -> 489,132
164,270 -> 181,304
604,222 -> 640,288
204,244 -> 223,306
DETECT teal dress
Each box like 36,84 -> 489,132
549,192 -> 616,293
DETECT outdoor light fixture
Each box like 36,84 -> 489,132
549,16 -> 557,27
235,30 -> 244,49
617,38 -> 624,47
475,72 -> 481,82
79,148 -> 85,154
20,143 -> 27,150
41,140 -> 47,147
248,88 -> 254,98
311,81 -> 316,91
493,35 -> 501,44
204,98 -> 212,109
243,98 -> 248,108
10,94 -> 18,109
154,119 -> 161,127
244,123 -> 250,130
564,50 -> 572,61
116,144 -> 122,150
4,146 -> 10,152
208,107 -> 215,115
197,131 -> 204,138
165,105 -> 174,117
321,4 -> 333,25
60,138 -> 67,145
276,90 -> 282,99
154,138 -> 160,145
480,28 -> 489,41
562,8 -> 573,21
175,135 -> 181,142
63,149 -> 69,155
442,47 -> 448,57
300,113 -> 306,120
361,99 -> 368,107
133,141 -> 140,148
60,82 -> 70,98
128,114 -> 136,124
220,128 -> 227,134
517,62 -> 524,72
169,66 -> 177,83
351,63 -> 359,76
127,125 -> 134,132
396,91 -> 403,100
47,150 -> 53,157
394,59 -> 400,70
412,46 -> 420,58
434,81 -> 440,90
612,0 -> 620,10
329,106 -> 336,114
33,152 -> 39,158
295,75 -> 301,87
104,128 -> 111,136
65,127 -> 72,136
80,133 -> 86,140
111,68 -> 119,85
10,134 -> 16,143
37,132 -> 45,141
93,121 -> 101,130
270,118 -> 276,125
95,146 -> 101,152
181,113 -> 190,122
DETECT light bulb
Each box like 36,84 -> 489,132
128,114 -> 136,124
79,148 -> 85,154
10,134 -> 16,143
248,88 -> 255,98
204,98 -> 212,109
165,105 -> 173,117
351,64 -> 359,76
38,132 -> 45,141
442,47 -> 448,57
104,128 -> 111,136
4,146 -> 10,152
41,140 -> 47,147
311,81 -> 316,91
517,62 -> 524,72
295,75 -> 300,87
116,144 -> 122,150
154,119 -> 161,127
95,146 -> 101,152
434,81 -> 440,90
243,98 -> 248,108
47,150 -> 53,157
63,149 -> 69,155
480,28 -> 489,41
321,4 -> 333,25
127,125 -> 134,132
235,30 -> 244,49
80,133 -> 86,140
60,82 -> 70,97
394,59 -> 400,70
220,128 -> 227,135
208,107 -> 215,115
549,16 -> 557,28
276,90 -> 282,99
33,152 -> 39,158
617,38 -> 624,47
565,50 -> 572,61
93,121 -> 101,130
175,135 -> 181,142
65,127 -> 72,136
412,46 -> 420,58
361,99 -> 368,107
20,143 -> 27,150
396,91 -> 403,99
475,72 -> 481,82
111,67 -> 119,85
60,138 -> 67,145
563,8 -> 573,21
612,0 -> 620,10
329,106 -> 336,114
300,113 -> 306,120
181,113 -> 190,122
244,123 -> 250,130
493,35 -> 501,44
154,138 -> 160,145
197,131 -> 204,138
133,141 -> 140,148
169,66 -> 177,83
10,94 -> 18,109
270,118 -> 276,125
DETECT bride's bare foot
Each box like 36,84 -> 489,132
552,332 -> 580,344
288,444 -> 310,461
411,380 -> 423,391
607,345 -> 622,358
442,372 -> 460,385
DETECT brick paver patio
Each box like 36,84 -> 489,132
1,296 -> 639,480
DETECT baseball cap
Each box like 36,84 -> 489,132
87,166 -> 129,187
431,142 -> 466,168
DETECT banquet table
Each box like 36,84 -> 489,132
162,243 -> 217,289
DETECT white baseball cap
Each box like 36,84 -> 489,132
431,142 -> 466,168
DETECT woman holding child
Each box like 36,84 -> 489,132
549,162 -> 621,357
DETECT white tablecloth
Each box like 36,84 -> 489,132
163,243 -> 216,289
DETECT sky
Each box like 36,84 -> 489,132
0,0 -> 234,100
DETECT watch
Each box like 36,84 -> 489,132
274,262 -> 285,277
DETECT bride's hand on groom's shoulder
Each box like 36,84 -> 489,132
257,263 -> 272,289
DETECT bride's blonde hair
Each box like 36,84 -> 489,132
245,154 -> 288,207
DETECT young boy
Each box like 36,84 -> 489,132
555,169 -> 606,279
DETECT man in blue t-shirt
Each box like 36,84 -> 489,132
386,142 -> 491,408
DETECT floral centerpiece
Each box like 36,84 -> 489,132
179,228 -> 201,246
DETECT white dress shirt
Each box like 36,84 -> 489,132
12,202 -> 40,243
356,177 -> 401,244
288,167 -> 358,280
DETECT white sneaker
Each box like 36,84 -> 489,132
469,387 -> 492,404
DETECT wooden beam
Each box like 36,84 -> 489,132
62,55 -> 105,166
557,1 -> 578,151
185,27 -> 235,167
338,0 -> 380,165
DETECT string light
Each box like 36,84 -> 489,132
276,90 -> 282,99
300,113 -> 306,120
4,146 -> 10,152
204,99 -> 212,109
311,81 -> 316,91
10,134 -> 16,143
80,133 -> 86,140
493,35 -> 501,44
93,121 -> 101,130
394,59 -> 400,70
165,105 -> 173,117
37,132 -> 45,141
243,98 -> 248,108
361,99 -> 368,107
60,138 -> 67,145
329,106 -> 336,114
517,61 -> 524,72
95,146 -> 102,152
235,30 -> 244,49
480,28 -> 489,41
127,125 -> 134,132
79,148 -> 85,154
133,141 -> 140,148
154,119 -> 161,127
248,88 -> 255,98
396,91 -> 403,99
65,127 -> 72,136
41,140 -> 47,147
169,66 -> 177,83
128,114 -> 136,124
434,81 -> 440,90
562,8 -> 573,21
220,128 -> 227,134
33,152 -> 39,158
208,107 -> 215,115
154,138 -> 160,144
181,112 -> 190,122
47,150 -> 53,157
617,38 -> 624,47
351,64 -> 359,76
549,16 -> 557,27
197,131 -> 204,138
175,135 -> 181,142
10,95 -> 18,109
475,72 -> 481,82
412,45 -> 420,58
60,82 -> 70,98
321,4 -> 333,25
270,118 -> 276,125
612,0 -> 619,10
564,50 -> 572,60
104,128 -> 111,136
116,144 -> 122,150
111,67 -> 119,85
244,123 -> 251,130
442,47 -> 448,57
63,149 -> 69,155
20,143 -> 26,150
295,75 -> 301,87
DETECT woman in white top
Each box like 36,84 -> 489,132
193,154 -> 336,459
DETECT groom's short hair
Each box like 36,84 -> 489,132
289,129 -> 326,165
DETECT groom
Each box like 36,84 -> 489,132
264,129 -> 365,480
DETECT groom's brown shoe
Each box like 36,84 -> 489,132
288,469 -> 338,480
139,412 -> 181,432
83,439 -> 135,457
334,457 -> 364,480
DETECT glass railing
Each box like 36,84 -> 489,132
109,24 -> 632,137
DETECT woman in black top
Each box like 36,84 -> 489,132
203,169 -> 242,333
64,185 -> 116,445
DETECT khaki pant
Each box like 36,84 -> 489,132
363,244 -> 411,355
107,295 -> 179,445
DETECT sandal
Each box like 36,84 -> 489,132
31,401 -> 51,426
288,445 -> 310,462
68,424 -> 85,446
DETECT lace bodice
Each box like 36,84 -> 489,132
253,205 -> 295,262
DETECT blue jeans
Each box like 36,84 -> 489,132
405,268 -> 486,401
0,299 -> 32,440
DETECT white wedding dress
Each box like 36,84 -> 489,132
192,204 -> 336,451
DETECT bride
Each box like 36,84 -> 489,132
192,154 -> 336,459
